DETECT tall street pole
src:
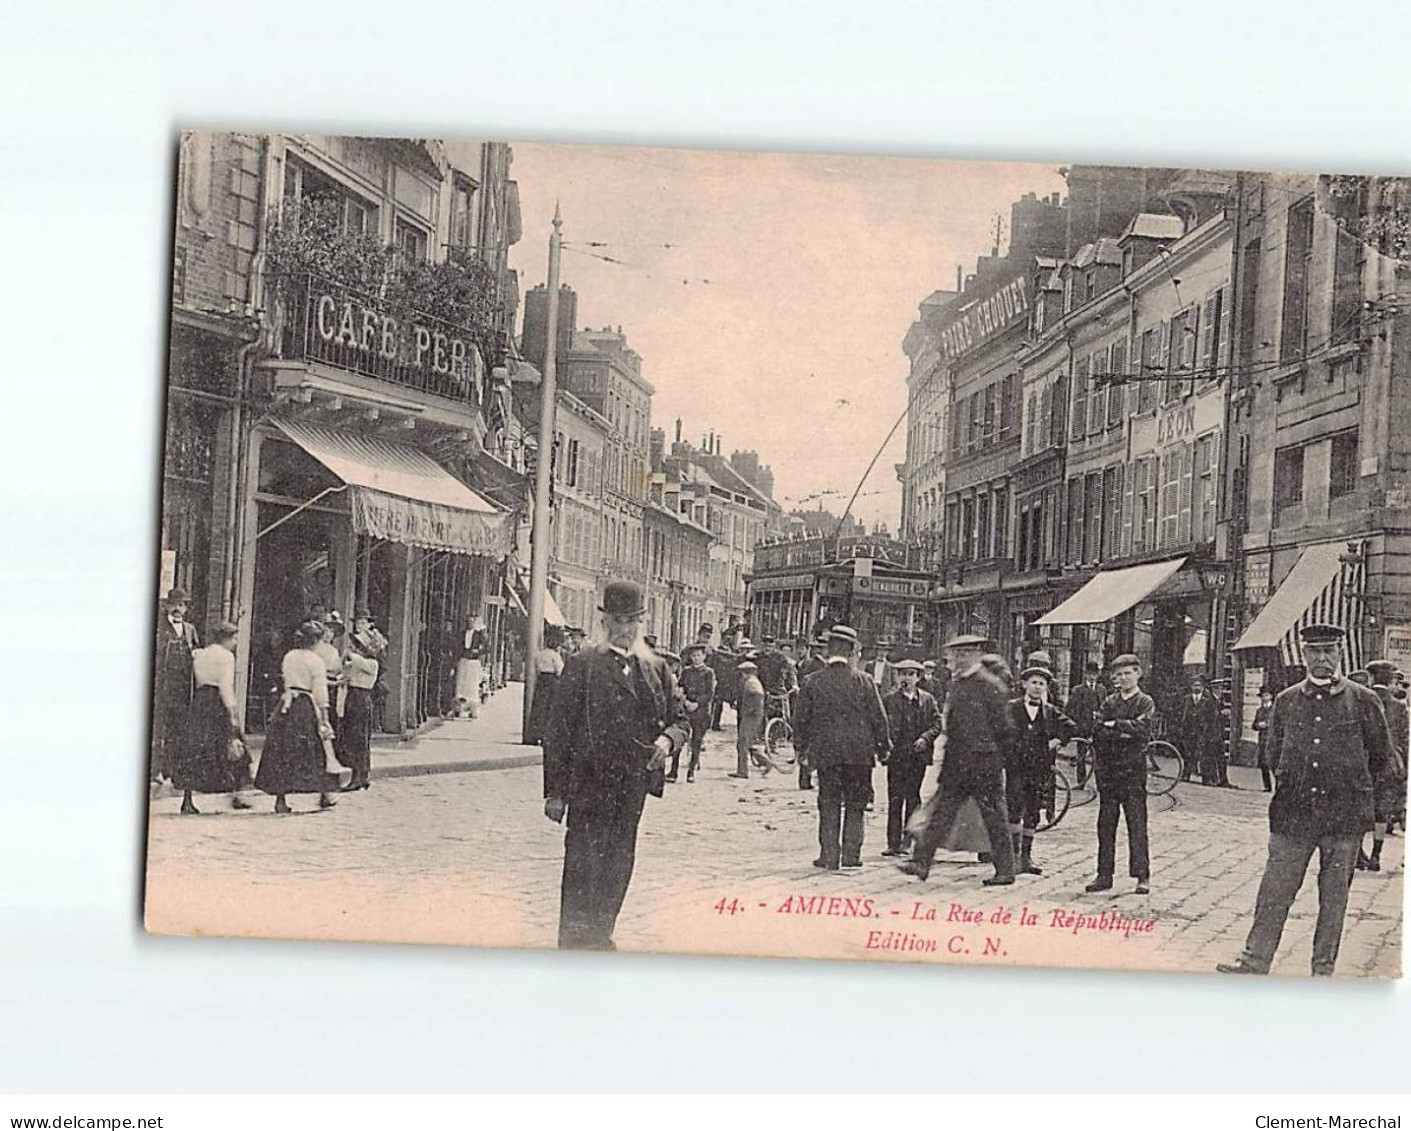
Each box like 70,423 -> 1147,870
524,203 -> 563,740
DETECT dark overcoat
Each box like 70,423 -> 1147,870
937,660 -> 1014,790
1267,677 -> 1390,839
882,688 -> 942,768
794,662 -> 890,770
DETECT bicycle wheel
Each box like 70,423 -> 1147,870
1037,766 -> 1072,831
1144,740 -> 1183,796
762,717 -> 795,770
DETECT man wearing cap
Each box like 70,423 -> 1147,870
1218,624 -> 1391,976
1361,659 -> 1408,872
794,625 -> 891,869
1086,653 -> 1155,895
1175,672 -> 1225,786
1006,662 -> 1076,875
731,659 -> 767,778
903,634 -> 1017,886
795,638 -> 829,790
881,660 -> 942,857
543,580 -> 691,951
671,643 -> 717,784
705,625 -> 738,732
153,587 -> 201,783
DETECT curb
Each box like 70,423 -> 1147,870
370,750 -> 543,780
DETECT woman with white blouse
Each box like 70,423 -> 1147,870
171,622 -> 252,815
254,620 -> 339,813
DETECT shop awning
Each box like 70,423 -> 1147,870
544,590 -> 567,627
1231,542 -> 1364,669
271,418 -> 512,559
1034,557 -> 1187,626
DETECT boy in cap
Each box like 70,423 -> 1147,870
670,643 -> 717,784
1086,653 -> 1155,895
881,660 -> 942,857
1005,661 -> 1076,875
1218,625 -> 1391,975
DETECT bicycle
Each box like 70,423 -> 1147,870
761,691 -> 796,772
1038,734 -> 1182,829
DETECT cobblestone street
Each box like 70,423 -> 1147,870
146,706 -> 1403,979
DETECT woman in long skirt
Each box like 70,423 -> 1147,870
524,625 -> 564,744
171,622 -> 252,814
254,619 -> 338,813
453,616 -> 487,718
336,630 -> 380,791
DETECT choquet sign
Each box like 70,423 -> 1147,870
937,275 -> 1030,362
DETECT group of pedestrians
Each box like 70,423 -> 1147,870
150,587 -> 387,816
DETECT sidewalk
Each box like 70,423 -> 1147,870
235,680 -> 542,783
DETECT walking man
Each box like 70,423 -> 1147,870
1218,624 -> 1391,976
1085,653 -> 1154,895
1360,659 -> 1407,872
706,625 -> 737,731
794,638 -> 828,790
543,580 -> 690,951
730,659 -> 766,779
153,586 -> 200,784
902,634 -> 1017,886
794,626 -> 890,869
881,660 -> 941,857
1005,662 -> 1075,875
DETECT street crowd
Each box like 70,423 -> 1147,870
537,578 -> 1408,976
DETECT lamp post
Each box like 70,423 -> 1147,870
524,204 -> 563,740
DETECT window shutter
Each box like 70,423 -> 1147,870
1216,287 -> 1231,373
1161,319 -> 1180,405
1071,357 -> 1089,442
1109,463 -> 1124,558
1139,329 -> 1159,413
1178,441 -> 1194,544
1200,293 -> 1218,372
1107,340 -> 1127,427
1125,458 -> 1141,554
1183,304 -> 1200,398
1089,352 -> 1107,435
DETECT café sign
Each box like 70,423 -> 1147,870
314,290 -> 480,388
937,275 -> 1030,362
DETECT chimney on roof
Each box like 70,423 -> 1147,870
674,418 -> 682,444
955,265 -> 962,292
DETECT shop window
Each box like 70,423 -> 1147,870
1281,197 -> 1315,363
1273,444 -> 1305,510
1329,430 -> 1359,499
1194,435 -> 1218,543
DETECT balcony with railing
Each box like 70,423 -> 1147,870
277,273 -> 487,406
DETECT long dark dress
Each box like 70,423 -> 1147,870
171,685 -> 251,793
526,670 -> 560,745
337,686 -> 374,777
255,694 -> 334,795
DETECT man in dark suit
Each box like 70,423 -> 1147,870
794,625 -> 891,870
794,637 -> 828,791
152,586 -> 200,783
1175,672 -> 1225,785
1219,624 -> 1391,976
1360,659 -> 1407,872
881,660 -> 942,857
1065,662 -> 1105,789
1006,663 -> 1075,875
902,634 -> 1018,886
1086,653 -> 1155,895
543,580 -> 691,950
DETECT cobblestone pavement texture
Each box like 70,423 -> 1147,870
146,697 -> 1403,979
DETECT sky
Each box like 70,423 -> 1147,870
507,143 -> 1066,530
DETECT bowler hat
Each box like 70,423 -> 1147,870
1299,623 -> 1345,645
1109,653 -> 1141,672
599,580 -> 646,618
661,650 -> 680,665
944,633 -> 989,649
643,634 -> 659,649
699,622 -> 714,635
164,587 -> 189,605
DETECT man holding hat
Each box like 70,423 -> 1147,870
153,587 -> 201,783
1006,660 -> 1076,875
1218,624 -> 1391,976
542,580 -> 691,951
881,660 -> 942,857
1086,652 -> 1155,894
903,634 -> 1017,885
1361,659 -> 1408,871
794,625 -> 891,869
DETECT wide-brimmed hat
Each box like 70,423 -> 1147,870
761,634 -> 777,645
599,580 -> 646,618
944,633 -> 989,649
660,650 -> 680,665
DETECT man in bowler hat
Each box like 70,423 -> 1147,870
794,625 -> 891,869
902,634 -> 1016,886
543,580 -> 690,950
153,586 -> 200,783
1219,624 -> 1391,975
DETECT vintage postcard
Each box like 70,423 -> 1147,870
145,132 -> 1407,978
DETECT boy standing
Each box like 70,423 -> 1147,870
1086,653 -> 1154,895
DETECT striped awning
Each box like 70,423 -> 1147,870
1231,542 -> 1365,669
